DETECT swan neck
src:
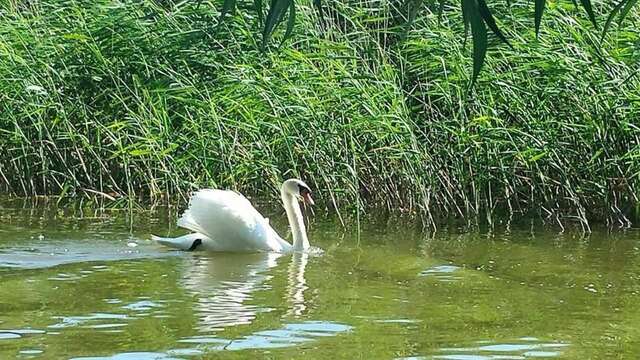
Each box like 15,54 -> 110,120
281,190 -> 309,251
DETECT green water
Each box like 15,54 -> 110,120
1,203 -> 639,359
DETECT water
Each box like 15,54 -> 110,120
1,201 -> 639,359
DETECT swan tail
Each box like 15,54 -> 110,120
152,233 -> 207,251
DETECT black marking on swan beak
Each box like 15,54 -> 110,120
187,238 -> 203,251
298,184 -> 313,205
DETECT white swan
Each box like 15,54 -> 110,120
153,179 -> 314,252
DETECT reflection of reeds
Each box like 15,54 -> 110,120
1,0 -> 638,227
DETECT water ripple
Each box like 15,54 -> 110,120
0,241 -> 175,270
122,300 -> 164,312
419,265 -> 462,282
399,337 -> 569,359
179,321 -> 352,350
48,313 -> 129,329
70,352 -> 183,360
0,328 -> 46,340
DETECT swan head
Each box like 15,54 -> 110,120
282,179 -> 314,205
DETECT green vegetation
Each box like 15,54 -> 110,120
1,0 -> 639,227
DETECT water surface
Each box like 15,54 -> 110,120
1,201 -> 639,359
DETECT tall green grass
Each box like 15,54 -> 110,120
1,0 -> 638,228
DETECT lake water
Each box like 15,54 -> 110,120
1,201 -> 639,359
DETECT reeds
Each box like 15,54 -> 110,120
0,0 -> 638,227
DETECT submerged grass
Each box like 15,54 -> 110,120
0,0 -> 639,228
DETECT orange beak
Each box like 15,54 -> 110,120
302,192 -> 314,205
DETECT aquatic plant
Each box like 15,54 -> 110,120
0,0 -> 638,228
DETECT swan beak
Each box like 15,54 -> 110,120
302,192 -> 315,205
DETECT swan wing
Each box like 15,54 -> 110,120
177,189 -> 290,252
152,233 -> 210,251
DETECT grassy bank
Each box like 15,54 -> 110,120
1,0 -> 639,227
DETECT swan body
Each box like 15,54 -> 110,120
154,179 -> 313,253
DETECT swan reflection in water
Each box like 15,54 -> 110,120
175,250 -> 352,351
178,251 -> 311,333
286,252 -> 309,317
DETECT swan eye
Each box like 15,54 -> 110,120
298,184 -> 311,196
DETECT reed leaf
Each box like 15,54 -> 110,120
579,0 -> 598,28
262,0 -> 293,49
220,0 -> 237,20
618,0 -> 639,25
463,0 -> 487,88
255,0 -> 264,26
534,0 -> 545,37
281,0 -> 297,46
476,0 -> 511,48
601,0 -> 627,42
